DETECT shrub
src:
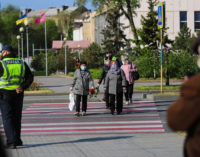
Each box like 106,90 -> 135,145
33,71 -> 46,76
31,53 -> 45,71
81,43 -> 104,69
57,50 -> 76,73
27,81 -> 40,91
89,68 -> 103,79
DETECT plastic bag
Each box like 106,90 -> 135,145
68,92 -> 75,111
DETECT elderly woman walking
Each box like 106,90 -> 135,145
71,61 -> 94,116
120,56 -> 138,105
104,61 -> 126,115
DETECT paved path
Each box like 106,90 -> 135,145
34,76 -> 183,94
0,100 -> 185,157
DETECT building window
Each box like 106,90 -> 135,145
180,11 -> 187,30
195,11 -> 200,32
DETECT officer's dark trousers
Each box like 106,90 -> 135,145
0,93 -> 24,144
75,95 -> 88,112
109,92 -> 123,114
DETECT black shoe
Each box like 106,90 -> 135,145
15,140 -> 23,146
6,143 -> 17,149
111,111 -> 114,115
117,112 -> 121,115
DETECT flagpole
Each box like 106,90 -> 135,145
45,20 -> 48,76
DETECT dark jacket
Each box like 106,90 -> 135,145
98,65 -> 110,85
72,69 -> 94,96
0,55 -> 34,95
104,70 -> 126,95
167,73 -> 200,157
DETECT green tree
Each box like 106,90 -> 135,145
75,0 -> 140,41
136,0 -> 172,85
0,5 -> 20,51
172,25 -> 194,54
29,19 -> 60,53
81,43 -> 104,68
101,6 -> 127,56
67,27 -> 73,40
31,53 -> 45,71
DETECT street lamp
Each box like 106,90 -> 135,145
77,44 -> 81,59
19,27 -> 24,59
64,37 -> 67,75
24,20 -> 29,65
16,35 -> 21,58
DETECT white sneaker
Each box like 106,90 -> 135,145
125,101 -> 129,105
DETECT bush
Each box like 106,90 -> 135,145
57,50 -> 76,73
31,52 -> 58,75
166,51 -> 199,78
27,81 -> 40,91
33,71 -> 46,76
89,68 -> 103,79
81,43 -> 104,69
31,53 -> 45,71
135,54 -> 160,78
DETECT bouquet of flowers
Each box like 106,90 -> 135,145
89,86 -> 100,99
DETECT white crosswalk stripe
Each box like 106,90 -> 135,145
0,102 -> 165,136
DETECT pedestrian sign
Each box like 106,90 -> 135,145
158,2 -> 165,29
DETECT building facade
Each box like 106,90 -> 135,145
93,0 -> 200,45
121,0 -> 200,41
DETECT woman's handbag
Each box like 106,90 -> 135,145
131,63 -> 140,80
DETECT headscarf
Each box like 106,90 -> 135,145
110,63 -> 120,74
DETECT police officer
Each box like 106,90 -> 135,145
0,45 -> 33,149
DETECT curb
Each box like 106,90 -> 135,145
24,90 -> 180,96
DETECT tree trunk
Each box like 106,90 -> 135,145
120,0 -> 138,42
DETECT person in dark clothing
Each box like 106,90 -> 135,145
97,57 -> 111,108
168,35 -> 200,157
0,135 -> 7,157
0,45 -> 34,149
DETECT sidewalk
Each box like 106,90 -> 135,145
6,134 -> 184,157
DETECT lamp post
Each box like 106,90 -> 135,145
24,20 -> 29,65
16,35 -> 21,58
64,37 -> 67,75
77,44 -> 81,59
19,27 -> 24,59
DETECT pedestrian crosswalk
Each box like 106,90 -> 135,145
0,101 -> 165,136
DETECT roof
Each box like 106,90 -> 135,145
28,6 -> 78,18
52,40 -> 91,50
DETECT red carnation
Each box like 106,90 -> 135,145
89,88 -> 95,94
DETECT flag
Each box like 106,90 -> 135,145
35,13 -> 46,23
16,14 -> 28,25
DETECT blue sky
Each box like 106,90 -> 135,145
0,0 -> 96,11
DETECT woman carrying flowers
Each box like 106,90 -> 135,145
70,61 -> 94,116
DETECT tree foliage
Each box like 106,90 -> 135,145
172,25 -> 196,55
101,6 -> 127,56
81,43 -> 104,68
0,5 -> 20,51
75,0 -> 140,41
